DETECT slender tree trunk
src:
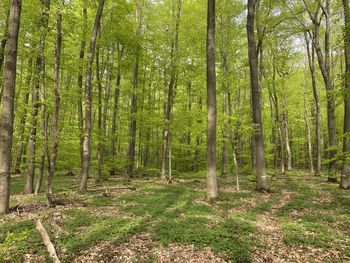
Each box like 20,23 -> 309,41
282,96 -> 292,171
25,0 -> 50,195
126,1 -> 145,180
46,14 -> 62,207
79,0 -> 105,194
0,0 -> 21,215
341,0 -> 350,189
250,86 -> 257,170
96,47 -> 103,181
143,80 -> 152,167
304,91 -> 314,174
77,5 -> 87,172
221,56 -> 228,176
268,89 -> 277,168
168,128 -> 173,183
110,45 -> 122,174
14,58 -> 32,174
161,0 -> 182,181
206,0 -> 218,201
127,49 -> 139,180
194,95 -> 202,172
247,0 -> 268,190
305,32 -> 322,176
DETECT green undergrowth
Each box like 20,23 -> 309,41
1,170 -> 349,262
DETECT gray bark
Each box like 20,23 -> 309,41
341,0 -> 350,189
79,0 -> 105,193
0,0 -> 21,215
206,0 -> 218,201
247,0 -> 268,190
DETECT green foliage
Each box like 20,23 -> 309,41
153,216 -> 256,262
0,220 -> 46,262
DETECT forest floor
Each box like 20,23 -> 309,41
0,170 -> 349,263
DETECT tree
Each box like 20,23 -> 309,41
127,0 -> 144,180
25,0 -> 50,195
341,0 -> 350,189
305,32 -> 322,176
45,13 -> 62,207
206,0 -> 218,201
79,0 -> 105,194
161,0 -> 182,181
77,3 -> 87,174
303,0 -> 338,181
247,0 -> 268,191
0,0 -> 21,215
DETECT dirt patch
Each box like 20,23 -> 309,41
74,234 -> 228,263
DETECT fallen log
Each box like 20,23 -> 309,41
36,220 -> 61,263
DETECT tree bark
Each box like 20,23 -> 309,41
36,220 -> 61,263
341,0 -> 350,189
247,0 -> 268,190
0,0 -> 21,215
79,0 -> 105,194
206,0 -> 218,201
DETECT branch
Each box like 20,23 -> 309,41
36,220 -> 61,263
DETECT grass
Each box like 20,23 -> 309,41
0,170 -> 349,262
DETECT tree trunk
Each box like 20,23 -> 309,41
305,32 -> 322,176
341,0 -> 350,189
311,0 -> 337,180
282,96 -> 292,171
127,49 -> 139,180
304,91 -> 314,174
247,0 -> 268,191
0,0 -> 21,215
161,0 -> 182,181
13,58 -> 32,174
206,0 -> 218,201
194,95 -> 202,172
25,0 -> 50,195
79,0 -> 105,194
221,54 -> 228,176
46,14 -> 62,207
96,47 -> 103,181
110,45 -> 122,174
77,5 -> 87,173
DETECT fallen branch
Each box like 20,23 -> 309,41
36,220 -> 61,263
